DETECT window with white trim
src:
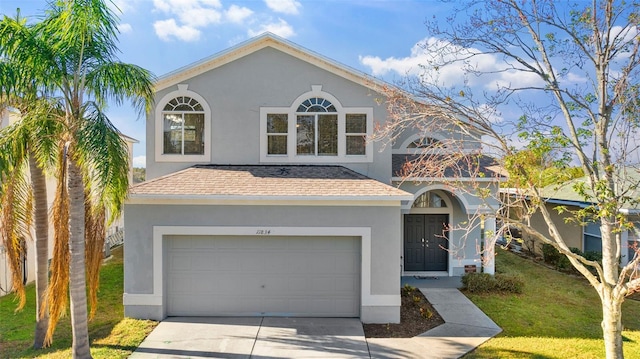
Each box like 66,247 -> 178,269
155,84 -> 211,162
412,191 -> 447,208
583,221 -> 602,253
260,86 -> 373,163
162,96 -> 205,155
267,114 -> 288,155
407,137 -> 440,149
346,114 -> 367,155
296,98 -> 338,156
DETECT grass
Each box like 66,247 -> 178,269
0,246 -> 157,359
463,249 -> 640,359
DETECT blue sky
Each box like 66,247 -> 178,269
1,0 -> 457,166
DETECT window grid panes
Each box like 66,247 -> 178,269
295,97 -> 338,156
412,191 -> 447,208
346,114 -> 366,155
407,137 -> 440,148
162,96 -> 205,155
267,114 -> 288,155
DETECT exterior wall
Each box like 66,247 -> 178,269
124,203 -> 402,323
147,47 -> 391,183
520,202 -> 584,255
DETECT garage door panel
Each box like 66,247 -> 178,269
166,236 -> 360,317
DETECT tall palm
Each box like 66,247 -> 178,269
0,15 -> 62,347
1,1 -> 154,357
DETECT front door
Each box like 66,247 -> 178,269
404,214 -> 449,271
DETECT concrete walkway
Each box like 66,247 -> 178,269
131,278 -> 501,358
367,287 -> 502,358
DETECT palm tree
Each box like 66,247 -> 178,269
0,14 -> 61,347
1,1 -> 154,357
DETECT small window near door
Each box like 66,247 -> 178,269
412,191 -> 447,208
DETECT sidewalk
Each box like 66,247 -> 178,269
366,278 -> 502,358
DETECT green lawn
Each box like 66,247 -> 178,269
0,246 -> 157,359
463,249 -> 640,359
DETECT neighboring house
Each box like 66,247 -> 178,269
123,33 -> 501,324
0,108 -> 137,297
505,173 -> 640,266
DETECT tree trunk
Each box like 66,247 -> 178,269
29,154 -> 50,349
67,159 -> 92,359
602,292 -> 624,359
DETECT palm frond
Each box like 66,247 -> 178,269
44,145 -> 70,347
0,160 -> 33,310
84,195 -> 105,320
74,106 -> 129,220
85,61 -> 155,116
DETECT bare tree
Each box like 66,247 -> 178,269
373,1 -> 640,358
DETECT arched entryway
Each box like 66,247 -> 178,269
404,190 -> 452,272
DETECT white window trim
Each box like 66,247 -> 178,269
155,84 -> 211,163
260,85 -> 373,163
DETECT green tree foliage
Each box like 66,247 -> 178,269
0,1 -> 154,357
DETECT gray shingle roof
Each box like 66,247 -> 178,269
130,165 -> 412,199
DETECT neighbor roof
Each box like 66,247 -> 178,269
129,165 -> 413,204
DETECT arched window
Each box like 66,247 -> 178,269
260,85 -> 373,163
412,191 -> 447,208
296,97 -> 338,156
162,96 -> 205,155
407,137 -> 440,149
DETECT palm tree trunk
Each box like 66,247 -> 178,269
67,159 -> 92,359
29,154 -> 50,349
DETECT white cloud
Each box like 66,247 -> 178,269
154,19 -> 200,42
152,0 -> 257,41
248,18 -> 295,38
226,5 -> 253,24
264,0 -> 301,15
117,23 -> 132,34
132,155 -> 146,168
180,7 -> 222,27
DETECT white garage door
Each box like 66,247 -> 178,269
166,235 -> 360,317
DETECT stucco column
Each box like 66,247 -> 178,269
483,215 -> 496,275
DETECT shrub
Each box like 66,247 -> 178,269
542,243 -> 561,264
462,272 -> 497,293
542,243 -> 573,271
495,273 -> 525,294
463,272 -> 524,294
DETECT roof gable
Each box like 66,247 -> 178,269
155,32 -> 387,93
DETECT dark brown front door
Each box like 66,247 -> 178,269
404,214 -> 448,271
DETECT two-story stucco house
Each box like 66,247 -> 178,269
123,33 -> 500,324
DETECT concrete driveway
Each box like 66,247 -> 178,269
130,316 -> 380,358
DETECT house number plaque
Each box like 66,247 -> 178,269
256,229 -> 271,235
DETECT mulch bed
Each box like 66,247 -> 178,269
363,285 -> 445,338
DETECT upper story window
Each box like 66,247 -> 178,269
163,97 -> 205,155
296,97 -> 338,156
260,85 -> 373,163
155,84 -> 211,163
